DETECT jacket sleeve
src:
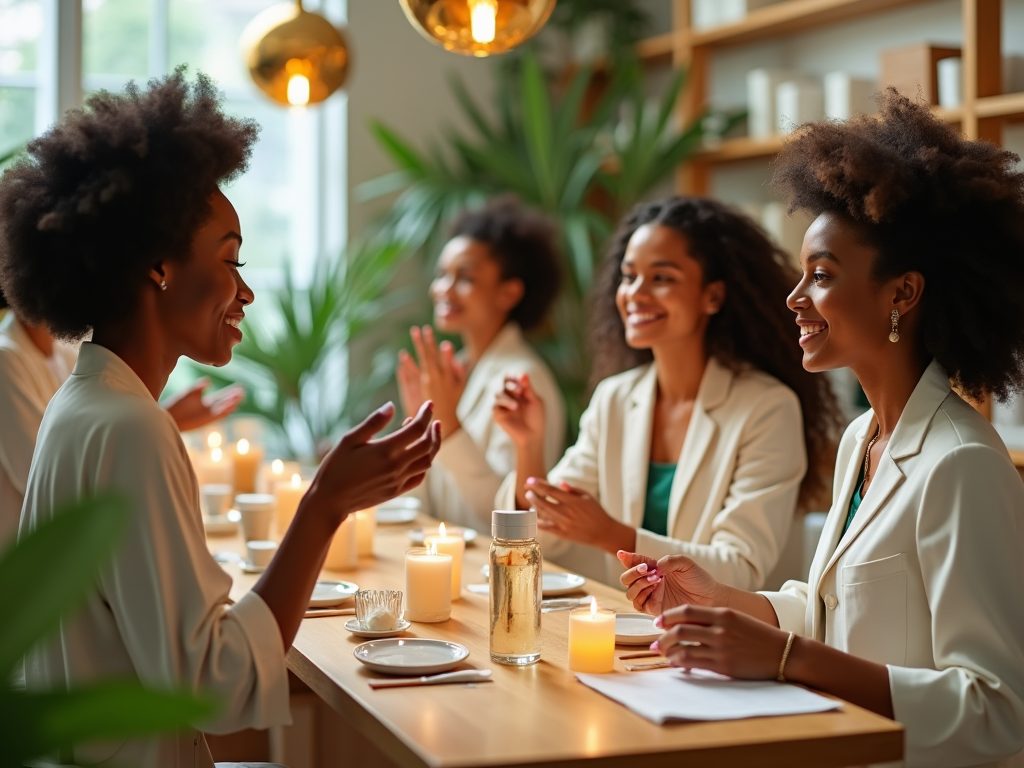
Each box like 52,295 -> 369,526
0,351 -> 49,498
634,386 -> 806,590
889,444 -> 1024,767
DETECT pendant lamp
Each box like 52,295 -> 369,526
399,0 -> 556,57
241,1 -> 350,106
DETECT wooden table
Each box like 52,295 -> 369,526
210,517 -> 902,768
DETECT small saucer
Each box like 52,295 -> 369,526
344,618 -> 412,638
240,561 -> 266,574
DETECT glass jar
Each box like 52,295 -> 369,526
489,509 -> 542,665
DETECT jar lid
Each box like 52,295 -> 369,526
234,493 -> 276,511
491,509 -> 537,540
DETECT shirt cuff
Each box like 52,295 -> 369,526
227,591 -> 292,728
758,585 -> 808,635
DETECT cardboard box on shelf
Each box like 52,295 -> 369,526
880,43 -> 961,104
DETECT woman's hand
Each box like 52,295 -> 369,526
524,478 -> 635,554
654,605 -> 791,680
618,551 -> 723,616
399,326 -> 466,438
493,373 -> 546,448
163,378 -> 244,432
306,400 -> 441,528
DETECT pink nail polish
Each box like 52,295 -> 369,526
649,640 -> 660,652
653,615 -> 664,629
637,563 -> 648,574
647,574 -> 659,583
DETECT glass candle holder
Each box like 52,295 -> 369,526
354,589 -> 403,631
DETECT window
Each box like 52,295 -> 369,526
0,0 -> 42,158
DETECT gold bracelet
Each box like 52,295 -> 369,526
777,631 -> 795,683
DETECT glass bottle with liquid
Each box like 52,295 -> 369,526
489,509 -> 542,665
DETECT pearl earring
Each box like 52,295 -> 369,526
160,280 -> 167,291
889,309 -> 900,343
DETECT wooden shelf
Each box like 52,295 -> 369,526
976,91 -> 1024,121
685,0 -> 937,48
636,32 -> 675,66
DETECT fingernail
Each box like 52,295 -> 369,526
525,490 -> 536,500
526,477 -> 537,485
379,401 -> 394,413
653,616 -> 664,629
649,640 -> 660,652
637,563 -> 648,574
647,575 -> 659,583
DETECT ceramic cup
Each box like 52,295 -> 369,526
235,493 -> 275,541
246,540 -> 277,569
200,483 -> 233,518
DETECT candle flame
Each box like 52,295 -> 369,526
207,431 -> 222,449
291,473 -> 301,488
237,438 -> 249,455
426,541 -> 437,556
590,596 -> 598,617
468,0 -> 497,44
211,447 -> 223,463
271,458 -> 284,474
438,522 -> 446,538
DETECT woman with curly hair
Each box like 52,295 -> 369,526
620,90 -> 1024,768
3,70 -> 439,766
395,197 -> 565,529
494,196 -> 841,588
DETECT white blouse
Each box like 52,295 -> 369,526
0,314 -> 76,544
419,322 -> 565,530
20,343 -> 289,767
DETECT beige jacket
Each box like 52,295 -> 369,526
497,358 -> 806,589
763,360 -> 1024,768
421,322 -> 564,530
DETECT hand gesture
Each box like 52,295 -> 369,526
398,326 -> 466,438
618,551 -> 723,616
308,401 -> 441,528
493,373 -> 546,448
164,378 -> 244,433
524,478 -> 624,551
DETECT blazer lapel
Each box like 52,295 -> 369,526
623,365 -> 657,528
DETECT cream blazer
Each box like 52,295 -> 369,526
763,361 -> 1024,768
421,322 -> 564,530
497,357 -> 806,589
20,343 -> 290,768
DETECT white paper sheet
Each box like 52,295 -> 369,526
577,668 -> 842,724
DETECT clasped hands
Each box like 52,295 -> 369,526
618,551 -> 793,681
396,325 -> 466,438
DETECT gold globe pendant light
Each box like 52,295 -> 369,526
241,1 -> 350,107
400,0 -> 556,57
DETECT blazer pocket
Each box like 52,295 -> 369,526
841,554 -> 907,666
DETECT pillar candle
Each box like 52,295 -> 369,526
261,458 -> 300,493
232,438 -> 264,494
195,446 -> 232,487
274,473 -> 309,539
324,515 -> 358,571
424,523 -> 464,600
568,598 -> 615,673
404,545 -> 452,623
355,507 -> 377,557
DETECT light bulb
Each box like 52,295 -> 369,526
468,0 -> 497,44
400,0 -> 556,57
287,73 -> 310,106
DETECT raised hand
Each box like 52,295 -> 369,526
396,349 -> 425,418
618,551 -> 723,616
525,478 -> 634,554
163,377 -> 244,432
405,325 -> 466,438
493,373 -> 546,448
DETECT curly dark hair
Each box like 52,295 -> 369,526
774,88 -> 1024,401
0,67 -> 259,340
448,197 -> 561,331
590,196 -> 842,508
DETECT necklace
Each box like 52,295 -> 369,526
863,426 -> 881,483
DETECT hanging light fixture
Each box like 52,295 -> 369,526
241,1 -> 350,107
399,0 -> 556,57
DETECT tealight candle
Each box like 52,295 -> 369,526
424,522 -> 464,600
404,545 -> 452,623
568,598 -> 615,673
323,515 -> 358,571
232,438 -> 264,494
274,473 -> 309,538
261,458 -> 300,493
355,507 -> 377,557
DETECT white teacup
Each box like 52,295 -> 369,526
235,493 -> 275,541
200,483 -> 233,518
246,540 -> 277,569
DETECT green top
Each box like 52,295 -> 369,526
842,467 -> 865,538
642,461 -> 677,537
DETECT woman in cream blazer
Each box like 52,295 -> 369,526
619,92 -> 1024,768
495,197 -> 840,588
397,199 -> 565,529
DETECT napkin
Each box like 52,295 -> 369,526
577,668 -> 841,724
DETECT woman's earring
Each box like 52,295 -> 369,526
889,309 -> 900,343
160,280 -> 167,291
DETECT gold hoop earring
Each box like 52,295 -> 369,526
889,309 -> 900,343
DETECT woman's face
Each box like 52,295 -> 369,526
615,223 -> 724,352
160,189 -> 254,366
787,212 -> 896,372
430,236 -> 522,335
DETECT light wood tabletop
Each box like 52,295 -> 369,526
208,515 -> 903,768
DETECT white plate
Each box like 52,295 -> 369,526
309,580 -> 358,608
344,618 -> 412,639
408,526 -> 478,546
480,565 -> 586,597
615,613 -> 661,645
376,497 -> 421,524
353,638 -> 469,675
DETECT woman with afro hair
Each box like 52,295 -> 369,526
620,90 -> 1024,768
1,70 -> 440,766
494,196 -> 841,588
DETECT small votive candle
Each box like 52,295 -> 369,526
232,438 -> 264,495
568,598 -> 615,673
274,473 -> 309,538
404,545 -> 452,623
195,446 -> 232,487
424,522 -> 464,600
355,507 -> 377,557
323,515 -> 358,571
262,458 -> 300,493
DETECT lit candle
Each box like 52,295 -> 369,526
568,598 -> 615,673
323,515 -> 358,571
261,458 -> 300,493
195,446 -> 232,487
207,430 -> 222,450
274,473 -> 309,538
404,544 -> 452,623
425,522 -> 464,600
355,507 -> 377,557
232,438 -> 264,494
